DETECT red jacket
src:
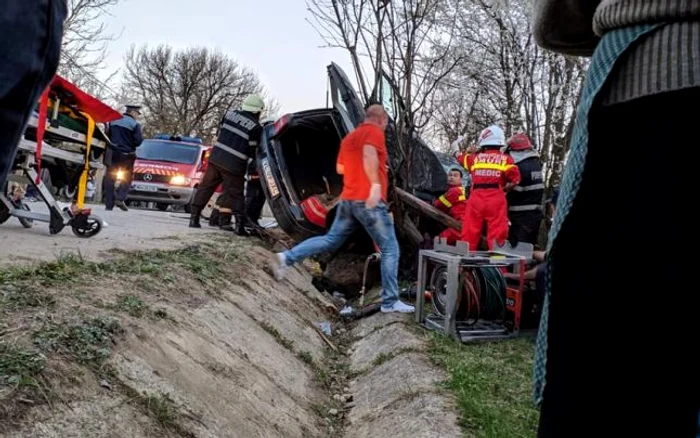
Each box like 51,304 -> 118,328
434,184 -> 467,220
466,149 -> 521,189
455,152 -> 471,171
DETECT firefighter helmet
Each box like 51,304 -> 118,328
507,133 -> 533,151
241,94 -> 265,113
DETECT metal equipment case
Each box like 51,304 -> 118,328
415,238 -> 534,343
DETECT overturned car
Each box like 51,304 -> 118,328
253,63 -> 452,296
257,63 -> 448,241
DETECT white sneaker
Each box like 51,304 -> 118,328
381,300 -> 415,314
270,253 -> 287,281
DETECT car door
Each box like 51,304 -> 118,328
327,62 -> 365,133
327,63 -> 446,199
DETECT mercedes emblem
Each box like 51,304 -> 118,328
143,173 -> 153,182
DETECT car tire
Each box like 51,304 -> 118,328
60,184 -> 77,200
156,203 -> 168,212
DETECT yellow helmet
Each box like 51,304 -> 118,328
241,94 -> 265,113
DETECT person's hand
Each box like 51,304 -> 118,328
366,183 -> 382,209
466,143 -> 478,154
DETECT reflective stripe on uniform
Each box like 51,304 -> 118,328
458,187 -> 466,201
513,183 -> 545,192
249,141 -> 259,146
439,195 -> 452,208
214,141 -> 249,161
471,162 -> 514,172
509,204 -> 542,212
222,123 -> 250,140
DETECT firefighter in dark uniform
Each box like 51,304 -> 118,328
104,105 -> 144,211
505,133 -> 545,246
245,158 -> 266,226
189,94 -> 264,235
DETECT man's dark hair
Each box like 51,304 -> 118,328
449,167 -> 463,177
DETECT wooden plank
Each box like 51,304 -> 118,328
394,187 -> 462,231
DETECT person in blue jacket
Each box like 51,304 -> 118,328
104,105 -> 144,211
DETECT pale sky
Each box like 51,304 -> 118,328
101,0 -> 357,114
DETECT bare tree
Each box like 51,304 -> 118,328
427,0 -> 586,185
59,0 -> 122,94
122,45 -> 273,144
307,0 -> 463,190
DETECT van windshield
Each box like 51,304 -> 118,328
136,140 -> 200,164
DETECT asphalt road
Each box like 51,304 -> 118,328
0,202 -> 273,266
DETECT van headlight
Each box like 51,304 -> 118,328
170,175 -> 190,186
116,170 -> 125,181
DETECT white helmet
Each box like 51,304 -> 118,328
241,94 -> 265,113
478,125 -> 506,148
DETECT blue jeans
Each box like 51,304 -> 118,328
0,0 -> 66,186
283,200 -> 400,307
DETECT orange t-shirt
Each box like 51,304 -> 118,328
337,122 -> 388,201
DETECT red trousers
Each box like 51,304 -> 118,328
439,227 -> 461,245
461,189 -> 509,251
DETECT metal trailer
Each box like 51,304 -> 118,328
415,238 -> 535,343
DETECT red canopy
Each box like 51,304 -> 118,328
48,75 -> 122,123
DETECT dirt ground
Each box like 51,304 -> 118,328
1,213 -> 463,437
1,236 -> 335,437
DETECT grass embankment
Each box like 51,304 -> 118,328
428,335 -> 539,438
0,243 -> 241,435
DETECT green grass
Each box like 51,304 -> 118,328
0,245 -> 233,291
1,284 -> 56,311
116,295 -> 148,318
33,316 -> 122,369
0,342 -> 46,392
143,392 -> 177,428
428,335 -> 539,438
259,321 -> 295,351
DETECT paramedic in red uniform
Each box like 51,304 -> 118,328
433,168 -> 466,244
460,125 -> 521,250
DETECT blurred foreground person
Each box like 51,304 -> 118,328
532,1 -> 699,436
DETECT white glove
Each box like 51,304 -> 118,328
366,183 -> 382,209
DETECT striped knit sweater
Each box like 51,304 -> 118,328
533,0 -> 700,104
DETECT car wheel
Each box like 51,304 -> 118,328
60,184 -> 77,200
18,203 -> 33,228
156,203 -> 169,212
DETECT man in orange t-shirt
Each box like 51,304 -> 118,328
270,104 -> 414,314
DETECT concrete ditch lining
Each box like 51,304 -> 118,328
342,313 -> 462,438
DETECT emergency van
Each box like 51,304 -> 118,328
126,134 -> 209,211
